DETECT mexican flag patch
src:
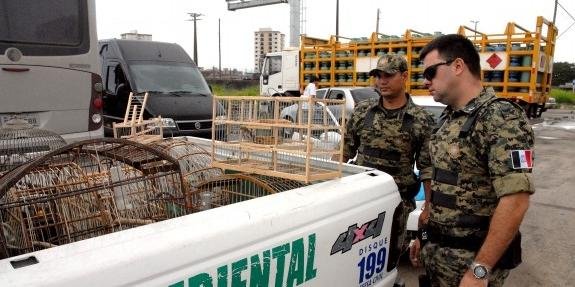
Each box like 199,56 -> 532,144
510,150 -> 533,169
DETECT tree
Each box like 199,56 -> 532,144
552,62 -> 575,86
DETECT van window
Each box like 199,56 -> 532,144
105,65 -> 117,93
128,62 -> 210,94
0,0 -> 89,55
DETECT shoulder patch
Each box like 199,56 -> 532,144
510,150 -> 533,169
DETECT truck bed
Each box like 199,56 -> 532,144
0,137 -> 401,287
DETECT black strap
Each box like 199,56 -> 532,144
362,106 -> 377,130
361,146 -> 401,161
363,162 -> 400,174
400,113 -> 414,132
432,167 -> 459,185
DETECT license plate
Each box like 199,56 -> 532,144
0,114 -> 39,127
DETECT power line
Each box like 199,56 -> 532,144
556,1 -> 575,39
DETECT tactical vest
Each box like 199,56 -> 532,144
357,104 -> 420,198
428,96 -> 523,269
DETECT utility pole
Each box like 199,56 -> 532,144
186,12 -> 203,65
470,20 -> 479,40
376,8 -> 381,34
336,0 -> 339,41
218,18 -> 222,79
553,0 -> 558,23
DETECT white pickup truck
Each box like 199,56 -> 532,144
0,136 -> 402,287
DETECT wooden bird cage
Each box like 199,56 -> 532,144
112,92 -> 163,143
212,96 -> 345,183
0,138 -> 187,259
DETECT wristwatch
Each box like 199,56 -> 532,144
471,262 -> 490,279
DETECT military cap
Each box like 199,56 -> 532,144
369,54 -> 408,76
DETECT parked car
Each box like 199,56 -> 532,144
545,97 -> 557,110
280,87 -> 379,124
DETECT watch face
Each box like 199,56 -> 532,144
473,265 -> 488,279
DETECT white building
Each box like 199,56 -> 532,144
121,30 -> 152,41
254,28 -> 285,73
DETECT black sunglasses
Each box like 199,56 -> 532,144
423,59 -> 455,81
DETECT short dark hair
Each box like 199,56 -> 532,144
420,34 -> 481,79
309,75 -> 319,82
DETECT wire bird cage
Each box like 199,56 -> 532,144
188,173 -> 307,212
149,138 -> 224,187
0,119 -> 67,175
212,96 -> 345,183
0,138 -> 187,259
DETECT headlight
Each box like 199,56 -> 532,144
91,113 -> 102,124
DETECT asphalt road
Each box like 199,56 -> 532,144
398,109 -> 575,287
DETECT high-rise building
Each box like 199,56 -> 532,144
121,30 -> 152,41
254,28 -> 285,73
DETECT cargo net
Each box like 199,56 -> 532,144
188,173 -> 306,212
0,120 -> 67,175
0,138 -> 186,258
213,96 -> 345,183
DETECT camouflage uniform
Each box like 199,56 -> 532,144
344,91 -> 435,253
420,87 -> 535,287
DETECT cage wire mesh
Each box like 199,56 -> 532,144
0,138 -> 187,259
148,138 -> 224,187
0,119 -> 67,175
188,173 -> 307,212
212,96 -> 345,183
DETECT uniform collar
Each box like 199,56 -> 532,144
370,93 -> 416,115
442,87 -> 497,117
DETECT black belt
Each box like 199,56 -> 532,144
427,224 -> 485,251
432,167 -> 458,185
361,146 -> 401,161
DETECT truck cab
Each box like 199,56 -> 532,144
260,49 -> 300,96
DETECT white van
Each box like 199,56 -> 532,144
0,0 -> 103,142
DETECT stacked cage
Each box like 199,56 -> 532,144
0,138 -> 187,258
212,96 -> 345,183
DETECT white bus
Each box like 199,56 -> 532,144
0,0 -> 103,142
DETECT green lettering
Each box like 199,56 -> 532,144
286,238 -> 304,287
189,273 -> 213,287
231,258 -> 248,287
272,243 -> 291,287
169,281 -> 184,287
250,250 -> 271,287
305,234 -> 317,281
217,265 -> 228,287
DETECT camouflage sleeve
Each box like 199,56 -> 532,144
476,102 -> 535,197
343,107 -> 362,160
416,111 -> 435,181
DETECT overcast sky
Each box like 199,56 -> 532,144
96,0 -> 574,72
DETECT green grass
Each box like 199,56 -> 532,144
211,84 -> 259,97
551,89 -> 575,104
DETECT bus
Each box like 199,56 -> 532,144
0,0 -> 103,142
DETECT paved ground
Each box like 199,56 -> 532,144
398,109 -> 575,286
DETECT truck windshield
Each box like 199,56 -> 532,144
128,61 -> 211,94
